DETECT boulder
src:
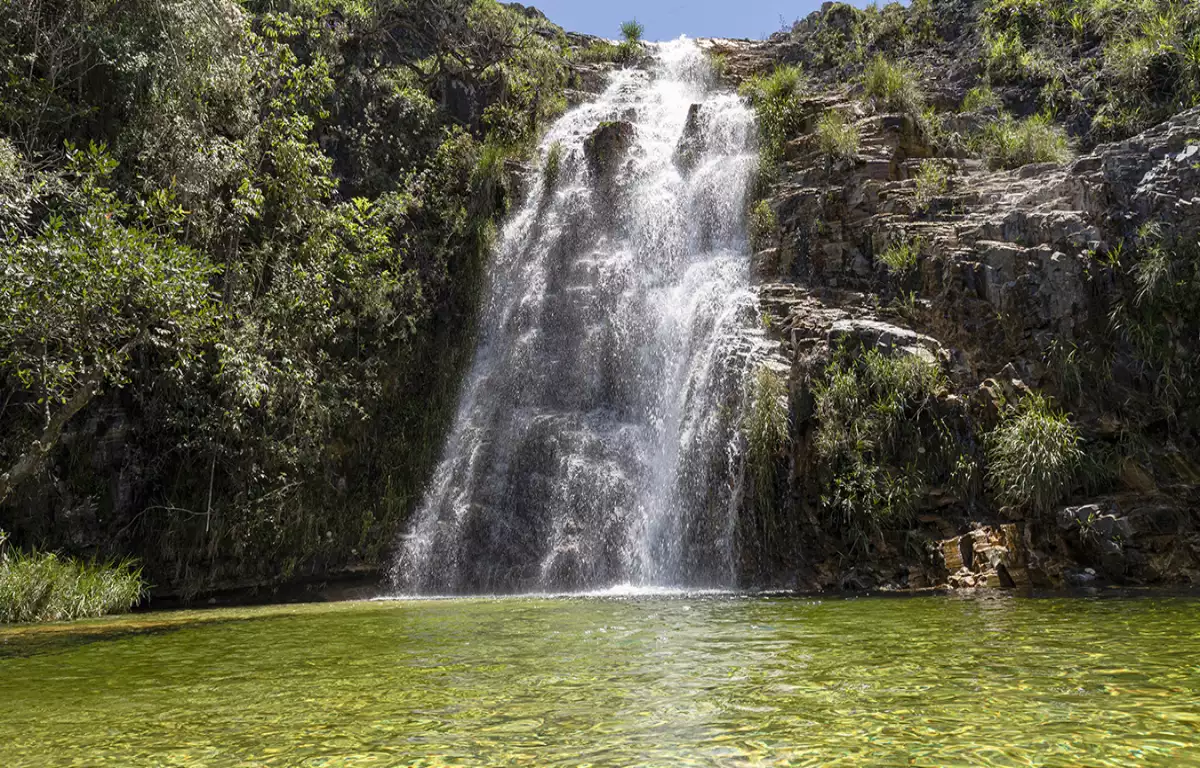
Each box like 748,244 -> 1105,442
584,120 -> 635,180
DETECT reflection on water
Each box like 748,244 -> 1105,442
2,595 -> 1199,766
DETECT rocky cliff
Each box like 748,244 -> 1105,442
701,0 -> 1200,593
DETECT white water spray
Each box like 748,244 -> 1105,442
393,39 -> 758,594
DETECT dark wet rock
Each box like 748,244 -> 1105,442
584,120 -> 635,179
674,103 -> 705,173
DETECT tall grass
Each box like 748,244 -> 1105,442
913,159 -> 949,209
962,83 -> 1002,112
746,367 -> 791,512
986,392 -> 1082,514
0,548 -> 144,624
878,236 -> 921,273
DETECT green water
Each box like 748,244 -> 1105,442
2,594 -> 1199,767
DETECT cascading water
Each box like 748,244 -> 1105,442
392,39 -> 759,594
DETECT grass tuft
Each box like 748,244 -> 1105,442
962,83 -> 1002,112
913,159 -> 949,209
878,236 -> 921,273
986,392 -> 1082,514
816,110 -> 861,159
863,55 -> 925,116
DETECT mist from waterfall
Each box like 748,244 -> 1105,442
392,39 -> 759,594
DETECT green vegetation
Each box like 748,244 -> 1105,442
913,160 -> 950,209
978,0 -> 1200,141
708,52 -> 730,80
972,112 -> 1072,168
1109,227 -> 1200,415
746,367 -> 791,515
782,1 -> 942,72
863,55 -> 925,117
576,21 -> 646,64
741,65 -> 805,186
816,110 -> 861,159
986,392 -> 1082,513
544,141 -> 565,190
983,27 -> 1044,82
748,200 -> 778,252
814,347 -> 949,547
0,540 -> 143,624
878,237 -> 921,273
0,0 -> 573,595
962,84 -> 1003,112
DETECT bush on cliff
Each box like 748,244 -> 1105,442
741,65 -> 806,184
862,55 -> 924,117
986,392 -> 1082,514
816,110 -> 861,159
814,347 -> 951,549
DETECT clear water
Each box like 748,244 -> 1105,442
3,595 -> 1199,766
394,39 -> 759,595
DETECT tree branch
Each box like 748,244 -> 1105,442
0,332 -> 145,506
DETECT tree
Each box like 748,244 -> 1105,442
0,142 -> 218,504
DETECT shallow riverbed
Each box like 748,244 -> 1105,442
2,592 -> 1199,766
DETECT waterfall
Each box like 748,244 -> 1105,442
392,39 -> 759,595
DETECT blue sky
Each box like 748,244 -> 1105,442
532,1 -> 839,41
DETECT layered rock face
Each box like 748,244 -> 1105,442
707,33 -> 1200,592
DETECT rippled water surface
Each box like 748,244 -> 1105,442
2,594 -> 1199,766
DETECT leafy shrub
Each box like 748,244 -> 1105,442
986,392 -> 1082,513
749,199 -> 778,252
878,236 -> 921,273
816,110 -> 861,159
972,112 -> 1071,168
0,550 -> 144,624
815,347 -> 949,545
913,159 -> 949,208
863,55 -> 924,115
